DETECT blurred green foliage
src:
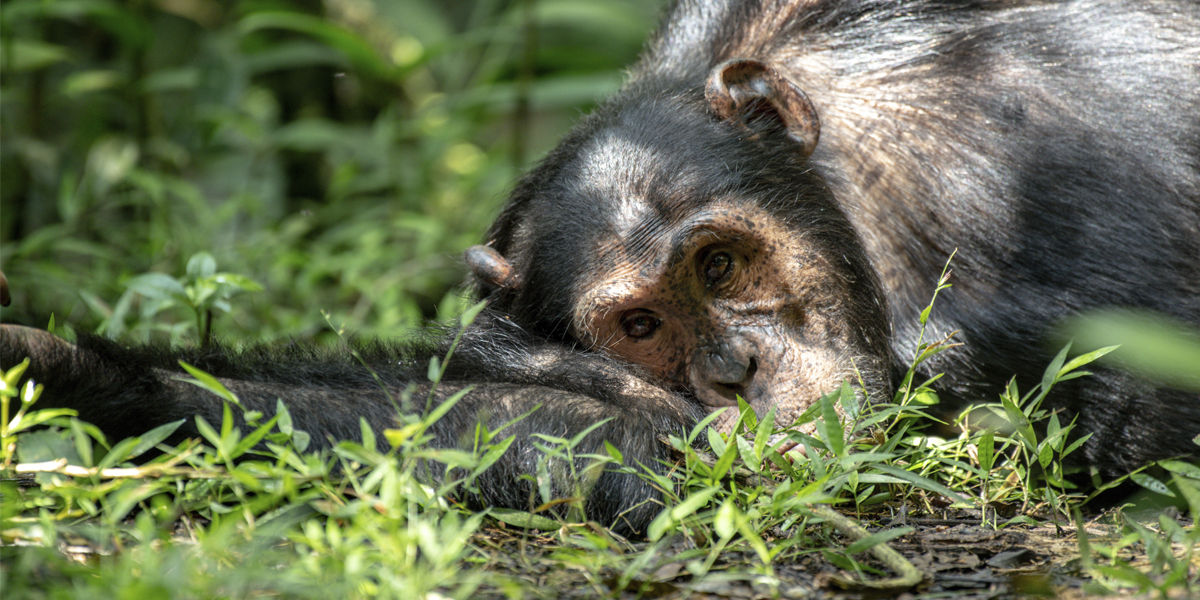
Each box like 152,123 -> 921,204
0,0 -> 666,341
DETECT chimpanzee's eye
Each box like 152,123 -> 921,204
621,311 -> 661,339
702,251 -> 734,289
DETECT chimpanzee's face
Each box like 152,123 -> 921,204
571,194 -> 882,431
476,86 -> 890,432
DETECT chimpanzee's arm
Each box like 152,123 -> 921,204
0,324 -> 700,535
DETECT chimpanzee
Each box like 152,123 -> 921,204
3,0 -> 1199,535
465,0 -> 1200,476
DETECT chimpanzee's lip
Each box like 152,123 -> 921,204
701,383 -> 744,408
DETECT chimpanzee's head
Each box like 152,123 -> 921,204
468,60 -> 891,431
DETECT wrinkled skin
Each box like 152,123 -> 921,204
571,199 -> 887,432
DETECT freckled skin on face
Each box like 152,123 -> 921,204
574,198 -> 884,433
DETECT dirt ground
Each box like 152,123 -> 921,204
471,506 -> 1194,600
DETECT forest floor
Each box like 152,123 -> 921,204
466,505 -> 1191,600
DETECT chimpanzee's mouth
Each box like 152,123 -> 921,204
706,383 -> 745,407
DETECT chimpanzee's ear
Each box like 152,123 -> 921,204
705,59 -> 820,158
465,245 -> 518,292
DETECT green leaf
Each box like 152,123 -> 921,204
489,508 -> 560,530
693,407 -> 730,445
845,526 -> 914,555
603,440 -> 623,464
753,405 -> 776,465
97,437 -> 141,470
126,419 -> 186,461
232,413 -> 281,457
186,252 -> 217,280
177,361 -> 242,407
817,391 -> 844,457
1060,345 -> 1120,377
733,396 -> 758,433
1169,473 -> 1200,520
126,272 -> 186,301
3,39 -> 70,71
736,434 -> 760,473
459,300 -> 488,328
669,487 -> 717,522
238,12 -> 395,81
705,424 -> 727,457
977,428 -> 995,472
1130,472 -> 1173,497
2,358 -> 31,395
427,356 -> 442,384
423,385 -> 473,426
1159,459 -> 1200,480
475,436 -> 516,475
714,498 -> 739,540
870,464 -> 972,505
8,408 -> 75,434
710,432 -> 740,481
1041,344 -> 1071,392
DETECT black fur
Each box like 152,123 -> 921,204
1,317 -> 700,536
482,0 -> 1200,477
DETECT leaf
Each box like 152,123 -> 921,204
193,416 -> 222,453
669,487 -> 717,522
459,299 -> 488,328
232,413 -> 281,457
422,385 -> 473,426
126,273 -> 186,301
1130,472 -> 1173,497
126,419 -> 186,461
753,405 -> 776,466
736,434 -> 759,473
710,432 -> 740,481
2,358 -> 30,393
733,396 -> 758,433
186,252 -> 217,280
714,499 -> 739,539
1169,473 -> 1200,519
489,508 -> 561,531
603,440 -> 623,464
977,428 -> 995,472
177,361 -> 242,407
846,526 -> 914,555
475,436 -> 516,475
14,429 -> 81,464
1060,345 -> 1120,377
705,424 -> 727,457
692,407 -> 730,445
97,437 -> 141,470
4,39 -> 70,71
8,408 -> 75,434
238,12 -> 395,81
1159,459 -> 1200,480
1041,344 -> 1071,392
426,356 -> 442,384
212,273 -> 263,293
870,464 -> 972,505
817,391 -> 844,457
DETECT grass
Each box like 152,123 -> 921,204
2,1 -> 1198,597
2,260 -> 1198,599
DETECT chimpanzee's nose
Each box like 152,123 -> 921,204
693,334 -> 760,408
705,339 -> 757,385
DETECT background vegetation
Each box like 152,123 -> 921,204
2,1 -> 1198,599
1,0 -> 666,341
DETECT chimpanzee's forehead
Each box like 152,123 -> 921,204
542,96 -> 761,235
